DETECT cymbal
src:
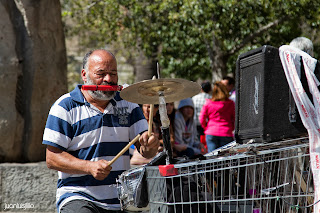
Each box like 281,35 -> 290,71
120,78 -> 201,104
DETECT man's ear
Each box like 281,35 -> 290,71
81,69 -> 87,83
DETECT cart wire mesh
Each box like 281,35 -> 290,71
146,137 -> 315,213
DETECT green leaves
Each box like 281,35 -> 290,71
62,0 -> 320,81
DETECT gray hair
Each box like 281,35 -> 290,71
289,37 -> 314,57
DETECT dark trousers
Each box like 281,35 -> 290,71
60,200 -> 122,213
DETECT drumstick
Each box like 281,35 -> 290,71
148,104 -> 154,137
109,134 -> 141,166
148,76 -> 157,137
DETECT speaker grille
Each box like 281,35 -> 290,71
238,52 -> 264,138
235,45 -> 308,143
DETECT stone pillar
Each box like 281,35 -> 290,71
0,1 -> 23,162
0,0 -> 67,162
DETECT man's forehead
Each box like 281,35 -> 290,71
89,54 -> 117,69
89,49 -> 115,61
90,53 -> 115,63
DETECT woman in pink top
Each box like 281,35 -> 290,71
199,81 -> 235,152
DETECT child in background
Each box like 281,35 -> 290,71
174,98 -> 206,158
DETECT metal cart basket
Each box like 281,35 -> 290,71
146,137 -> 314,213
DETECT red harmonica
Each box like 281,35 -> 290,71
82,85 -> 123,91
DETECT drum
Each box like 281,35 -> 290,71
117,166 -> 150,211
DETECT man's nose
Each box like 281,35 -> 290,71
103,73 -> 112,82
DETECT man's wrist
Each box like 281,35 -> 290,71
140,146 -> 157,158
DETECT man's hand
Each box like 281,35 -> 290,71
46,146 -> 112,181
139,131 -> 160,158
87,160 -> 112,180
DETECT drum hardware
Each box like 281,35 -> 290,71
117,166 -> 149,211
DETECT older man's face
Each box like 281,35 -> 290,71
84,50 -> 118,101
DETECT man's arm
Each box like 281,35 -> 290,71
46,145 -> 112,181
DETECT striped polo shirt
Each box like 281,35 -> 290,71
42,85 -> 147,212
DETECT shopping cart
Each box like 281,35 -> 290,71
145,137 -> 314,213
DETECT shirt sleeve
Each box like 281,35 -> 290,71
42,103 -> 72,151
199,102 -> 208,129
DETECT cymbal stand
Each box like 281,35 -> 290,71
158,91 -> 173,165
155,62 -> 173,164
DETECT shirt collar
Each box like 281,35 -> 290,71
70,85 -> 86,104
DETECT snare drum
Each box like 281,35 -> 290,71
117,166 -> 150,211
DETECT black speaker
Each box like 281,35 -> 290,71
234,45 -> 315,143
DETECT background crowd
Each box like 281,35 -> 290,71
129,36 -> 316,167
130,77 -> 237,167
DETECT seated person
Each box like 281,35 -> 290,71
130,104 -> 161,166
174,98 -> 206,158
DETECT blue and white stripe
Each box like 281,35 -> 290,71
42,85 -> 147,212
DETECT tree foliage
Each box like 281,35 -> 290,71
62,0 -> 320,81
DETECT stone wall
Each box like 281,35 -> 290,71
0,0 -> 67,162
